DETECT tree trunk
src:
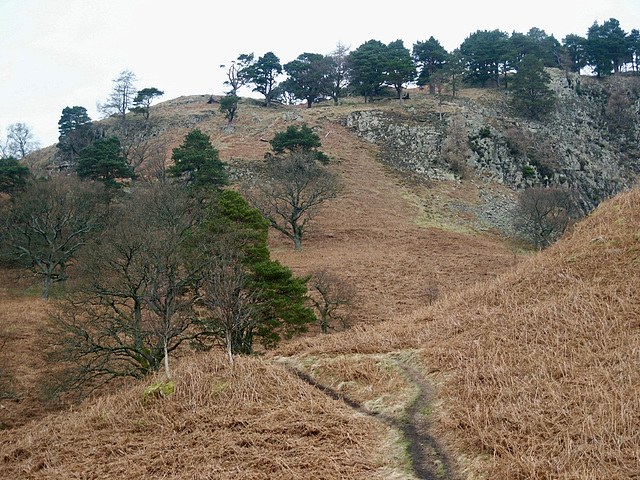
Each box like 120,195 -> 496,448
42,275 -> 52,300
292,222 -> 303,250
225,330 -> 234,365
164,341 -> 172,379
320,312 -> 328,334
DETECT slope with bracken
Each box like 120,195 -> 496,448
0,93 -> 515,478
282,187 -> 640,479
3,91 -> 637,478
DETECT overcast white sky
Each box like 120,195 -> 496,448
1,0 -> 639,147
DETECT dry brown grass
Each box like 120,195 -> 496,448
280,189 -> 640,479
5,91 -> 638,479
415,190 -> 640,479
0,352 -> 399,479
0,279 -> 63,428
284,354 -> 413,417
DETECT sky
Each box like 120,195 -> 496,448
1,0 -> 640,148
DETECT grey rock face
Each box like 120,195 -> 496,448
344,71 -> 640,234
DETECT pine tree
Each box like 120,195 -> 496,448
168,129 -> 228,192
509,55 -> 555,120
77,136 -> 134,189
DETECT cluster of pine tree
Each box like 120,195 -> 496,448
220,17 -> 638,110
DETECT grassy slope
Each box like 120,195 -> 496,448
283,189 -> 640,479
2,91 -> 638,479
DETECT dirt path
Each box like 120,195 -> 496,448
270,122 -> 511,476
394,360 -> 459,480
286,359 -> 458,480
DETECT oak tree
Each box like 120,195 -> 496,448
0,176 -> 109,299
47,183 -> 205,396
244,151 -> 340,250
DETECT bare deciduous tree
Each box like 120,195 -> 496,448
442,115 -> 471,177
328,42 -> 351,104
514,186 -> 580,248
198,248 -> 260,364
5,123 -> 39,158
221,53 -> 254,96
135,138 -> 171,182
244,152 -> 341,250
0,176 -> 109,299
46,184 -> 205,397
98,70 -> 138,125
308,268 -> 357,334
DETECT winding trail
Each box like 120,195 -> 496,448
286,359 -> 458,480
395,360 -> 458,480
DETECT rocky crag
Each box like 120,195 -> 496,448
344,70 -> 640,234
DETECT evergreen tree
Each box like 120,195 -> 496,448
282,53 -> 332,108
168,129 -> 228,191
384,39 -> 416,99
630,29 -> 640,72
77,136 -> 134,189
245,52 -> 282,107
460,30 -> 510,87
269,124 -> 329,164
348,39 -> 388,102
509,55 -> 555,120
412,36 -> 448,93
57,106 -> 95,165
562,34 -> 589,73
524,28 -> 562,67
131,87 -> 164,123
197,190 -> 315,354
220,94 -> 240,125
586,18 -> 631,76
0,156 -> 29,194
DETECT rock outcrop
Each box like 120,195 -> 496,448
344,70 -> 640,229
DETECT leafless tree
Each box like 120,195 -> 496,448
116,121 -> 165,176
0,176 -> 109,299
98,73 -> 166,178
514,186 -> 580,248
98,70 -> 138,125
442,115 -> 471,177
6,123 -> 39,158
308,268 -> 357,333
328,42 -> 351,104
604,78 -> 637,135
46,183 -> 207,397
198,247 -> 260,364
135,138 -> 171,182
244,152 -> 341,250
221,53 -> 254,96
422,279 -> 440,305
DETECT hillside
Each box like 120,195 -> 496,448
1,83 -> 639,479
280,188 -> 640,479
